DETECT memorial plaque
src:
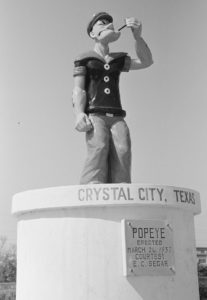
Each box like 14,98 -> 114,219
122,219 -> 175,276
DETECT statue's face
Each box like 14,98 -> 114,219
90,19 -> 120,44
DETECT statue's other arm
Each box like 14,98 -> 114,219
72,75 -> 92,132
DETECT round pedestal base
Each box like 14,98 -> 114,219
12,184 -> 201,300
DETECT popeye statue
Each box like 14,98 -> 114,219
72,12 -> 153,184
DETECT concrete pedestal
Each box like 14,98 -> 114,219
12,184 -> 201,300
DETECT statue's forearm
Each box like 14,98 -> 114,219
72,87 -> 87,115
135,36 -> 153,66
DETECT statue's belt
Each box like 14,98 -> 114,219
87,109 -> 126,118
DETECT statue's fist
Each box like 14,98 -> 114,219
125,17 -> 142,39
75,113 -> 93,132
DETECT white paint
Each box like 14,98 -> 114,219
13,184 -> 201,300
12,184 -> 201,214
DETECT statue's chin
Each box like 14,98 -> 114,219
99,30 -> 121,44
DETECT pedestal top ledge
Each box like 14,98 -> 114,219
12,184 -> 201,216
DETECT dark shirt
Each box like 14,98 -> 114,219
73,51 -> 131,116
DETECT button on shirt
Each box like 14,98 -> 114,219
104,88 -> 111,94
104,64 -> 110,70
104,76 -> 110,82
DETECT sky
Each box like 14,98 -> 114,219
1,0 -> 207,246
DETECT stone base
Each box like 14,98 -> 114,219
12,184 -> 201,300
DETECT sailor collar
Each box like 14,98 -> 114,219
75,50 -> 128,64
